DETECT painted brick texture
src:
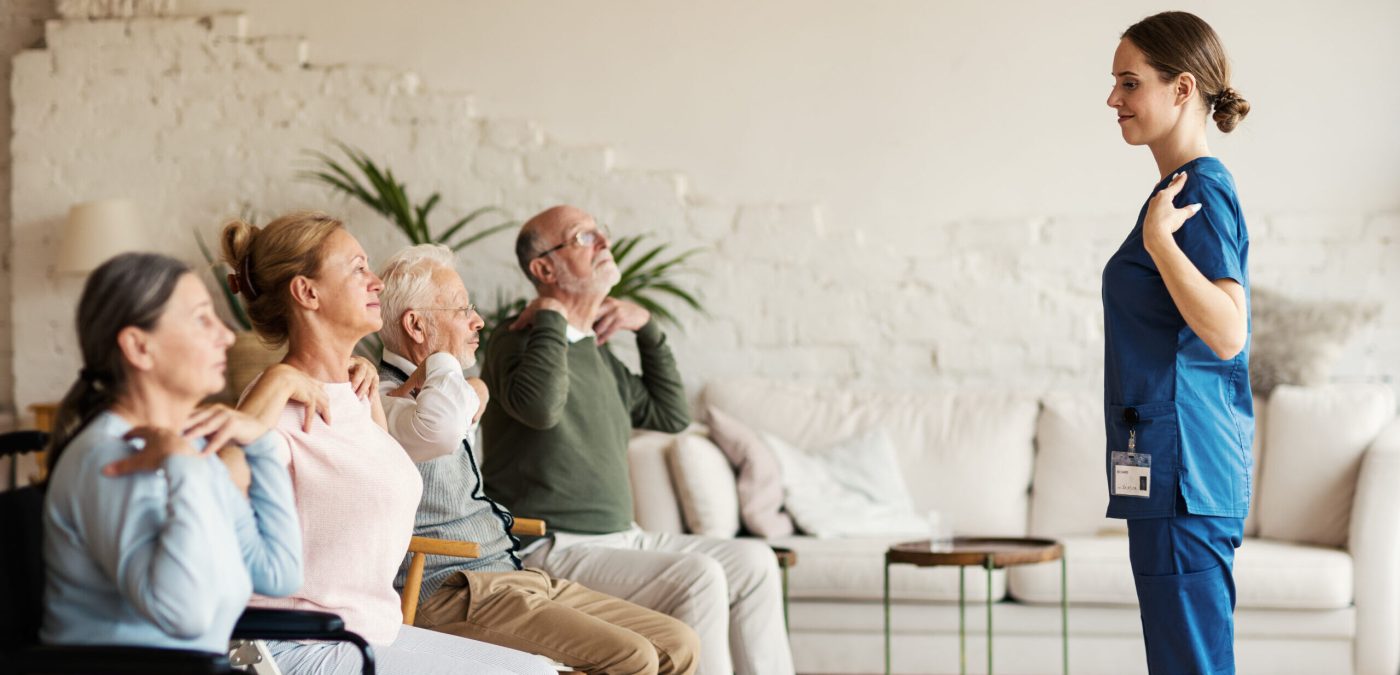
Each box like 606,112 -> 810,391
5,10 -> 1397,414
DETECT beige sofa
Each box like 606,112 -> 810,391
627,378 -> 1400,675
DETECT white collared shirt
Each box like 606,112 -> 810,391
565,323 -> 594,344
379,350 -> 481,463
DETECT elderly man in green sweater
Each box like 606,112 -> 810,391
481,205 -> 794,675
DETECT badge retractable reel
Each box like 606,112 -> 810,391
1112,407 -> 1151,498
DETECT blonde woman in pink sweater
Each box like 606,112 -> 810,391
221,211 -> 555,675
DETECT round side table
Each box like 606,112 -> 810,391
883,537 -> 1066,675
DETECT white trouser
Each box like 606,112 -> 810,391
527,525 -> 795,675
265,624 -> 556,675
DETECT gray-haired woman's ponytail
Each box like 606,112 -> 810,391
45,253 -> 191,477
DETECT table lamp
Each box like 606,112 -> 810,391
56,198 -> 143,274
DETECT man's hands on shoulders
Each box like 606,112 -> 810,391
594,297 -> 650,345
509,297 -> 569,331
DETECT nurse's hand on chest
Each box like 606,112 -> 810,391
1142,171 -> 1202,257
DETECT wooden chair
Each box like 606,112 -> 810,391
400,518 -> 547,625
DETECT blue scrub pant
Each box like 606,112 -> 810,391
1127,497 -> 1245,675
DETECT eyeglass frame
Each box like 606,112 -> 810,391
532,225 -> 610,260
412,304 -> 478,318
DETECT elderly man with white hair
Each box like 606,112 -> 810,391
374,243 -> 699,675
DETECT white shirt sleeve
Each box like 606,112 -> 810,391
380,352 -> 480,463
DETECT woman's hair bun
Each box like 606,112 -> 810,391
1212,87 -> 1250,133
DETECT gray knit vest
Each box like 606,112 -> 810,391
381,363 -> 521,604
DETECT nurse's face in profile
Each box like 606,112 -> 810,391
1106,38 -> 1184,147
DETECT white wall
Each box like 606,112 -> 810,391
0,1 -> 56,418
182,0 -> 1400,223
5,1 -> 1399,413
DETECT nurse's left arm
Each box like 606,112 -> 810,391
1142,171 -> 1248,360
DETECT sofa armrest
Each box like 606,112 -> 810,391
1348,417 -> 1400,675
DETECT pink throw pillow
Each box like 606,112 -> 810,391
706,405 -> 795,537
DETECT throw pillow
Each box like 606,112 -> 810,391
664,434 -> 741,538
763,428 -> 928,538
705,406 -> 794,537
1256,384 -> 1395,549
1249,287 -> 1380,395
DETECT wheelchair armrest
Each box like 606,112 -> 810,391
231,608 -> 377,675
232,608 -> 345,640
9,644 -> 230,674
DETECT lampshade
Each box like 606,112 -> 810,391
57,198 -> 144,274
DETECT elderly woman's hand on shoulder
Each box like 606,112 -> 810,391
239,363 -> 333,432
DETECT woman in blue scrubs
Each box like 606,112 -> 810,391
1102,12 -> 1253,675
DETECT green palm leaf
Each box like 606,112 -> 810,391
303,142 -> 516,250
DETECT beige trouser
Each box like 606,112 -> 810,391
415,568 -> 700,675
528,526 -> 795,675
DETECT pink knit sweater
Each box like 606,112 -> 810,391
249,382 -> 423,646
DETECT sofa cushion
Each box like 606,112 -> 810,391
1031,391 -> 1126,537
628,429 -> 687,533
763,429 -> 927,538
1008,535 -> 1353,610
767,534 -> 1006,602
1032,392 -> 1271,539
703,379 -> 1038,537
666,433 -> 741,538
1243,394 -> 1267,537
1256,384 -> 1396,549
706,405 -> 794,537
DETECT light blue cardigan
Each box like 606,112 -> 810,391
41,411 -> 302,654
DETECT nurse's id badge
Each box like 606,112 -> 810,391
1111,429 -> 1151,498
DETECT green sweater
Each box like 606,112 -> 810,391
480,310 -> 691,534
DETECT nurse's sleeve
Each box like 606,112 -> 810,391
1172,181 -> 1244,284
79,452 -> 226,639
225,430 -> 303,597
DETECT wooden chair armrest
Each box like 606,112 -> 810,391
401,537 -> 481,626
510,518 -> 547,537
408,536 -> 481,559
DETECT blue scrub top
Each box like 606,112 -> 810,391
1102,156 -> 1253,520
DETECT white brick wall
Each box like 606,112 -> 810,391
0,1 -> 58,420
5,9 -> 1399,414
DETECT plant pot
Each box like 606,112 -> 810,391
223,332 -> 287,403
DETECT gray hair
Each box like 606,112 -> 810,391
378,243 -> 456,357
48,253 -> 191,474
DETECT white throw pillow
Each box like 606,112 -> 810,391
703,379 -> 1038,537
665,434 -> 741,538
762,429 -> 928,538
1256,384 -> 1396,549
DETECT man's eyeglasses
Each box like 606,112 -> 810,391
414,304 -> 477,318
533,226 -> 610,260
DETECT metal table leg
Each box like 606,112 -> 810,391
884,558 -> 891,675
986,558 -> 994,675
959,565 -> 966,675
781,563 -> 790,633
1061,556 -> 1069,675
